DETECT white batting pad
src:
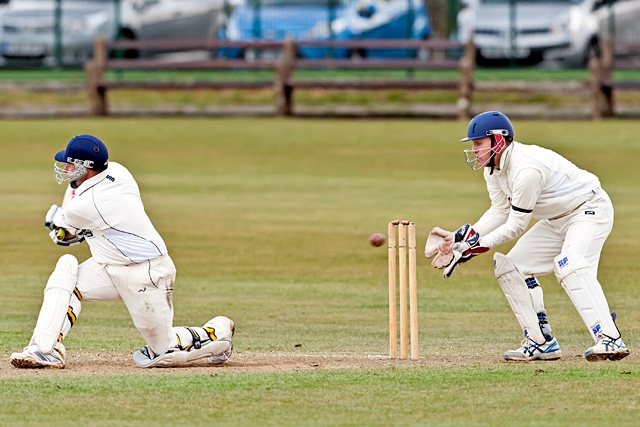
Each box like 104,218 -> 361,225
203,316 -> 235,341
134,316 -> 234,368
32,254 -> 79,353
553,254 -> 619,341
134,340 -> 232,368
527,284 -> 546,314
494,253 -> 546,344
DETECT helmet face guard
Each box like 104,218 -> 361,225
463,146 -> 491,170
54,160 -> 89,184
463,131 -> 508,170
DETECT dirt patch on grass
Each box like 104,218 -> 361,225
3,347 -> 627,379
0,349 -> 500,379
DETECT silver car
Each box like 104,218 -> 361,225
0,0 -> 225,67
457,0 -> 640,67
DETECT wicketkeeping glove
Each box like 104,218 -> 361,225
424,227 -> 455,269
443,224 -> 489,278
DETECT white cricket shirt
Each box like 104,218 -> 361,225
53,161 -> 168,265
473,141 -> 601,248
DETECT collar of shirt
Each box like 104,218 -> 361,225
75,166 -> 110,195
493,141 -> 516,175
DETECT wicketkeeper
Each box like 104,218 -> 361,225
425,111 -> 629,362
10,134 -> 234,369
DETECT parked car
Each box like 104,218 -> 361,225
219,0 -> 430,60
0,0 -> 225,67
544,0 -> 640,66
456,0 -> 640,67
301,0 -> 430,59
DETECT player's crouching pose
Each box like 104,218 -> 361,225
10,134 -> 234,369
425,111 -> 629,362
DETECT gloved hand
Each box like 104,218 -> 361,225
443,224 -> 489,278
44,204 -> 60,231
424,227 -> 455,269
49,228 -> 85,247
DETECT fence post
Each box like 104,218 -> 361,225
589,56 -> 602,120
275,36 -> 296,116
457,37 -> 475,120
54,0 -> 62,68
86,37 -> 108,116
601,36 -> 614,117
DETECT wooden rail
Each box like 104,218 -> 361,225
85,36 -> 475,118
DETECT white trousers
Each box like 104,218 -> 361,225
506,190 -> 613,278
76,254 -> 177,355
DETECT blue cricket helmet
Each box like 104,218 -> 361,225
460,111 -> 515,142
55,134 -> 109,171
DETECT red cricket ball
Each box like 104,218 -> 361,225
368,233 -> 387,247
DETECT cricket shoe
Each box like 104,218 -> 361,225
584,335 -> 630,362
503,337 -> 561,361
208,319 -> 234,365
10,342 -> 66,369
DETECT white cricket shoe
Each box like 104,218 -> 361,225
503,337 -> 562,361
208,319 -> 234,365
10,342 -> 66,369
584,335 -> 630,362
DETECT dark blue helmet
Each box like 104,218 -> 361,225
54,134 -> 109,185
460,111 -> 514,142
54,134 -> 109,171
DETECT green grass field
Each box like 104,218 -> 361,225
1,118 -> 639,426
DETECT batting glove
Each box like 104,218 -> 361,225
49,228 -> 85,247
44,204 -> 60,230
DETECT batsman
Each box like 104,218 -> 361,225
425,111 -> 629,362
10,134 -> 234,369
